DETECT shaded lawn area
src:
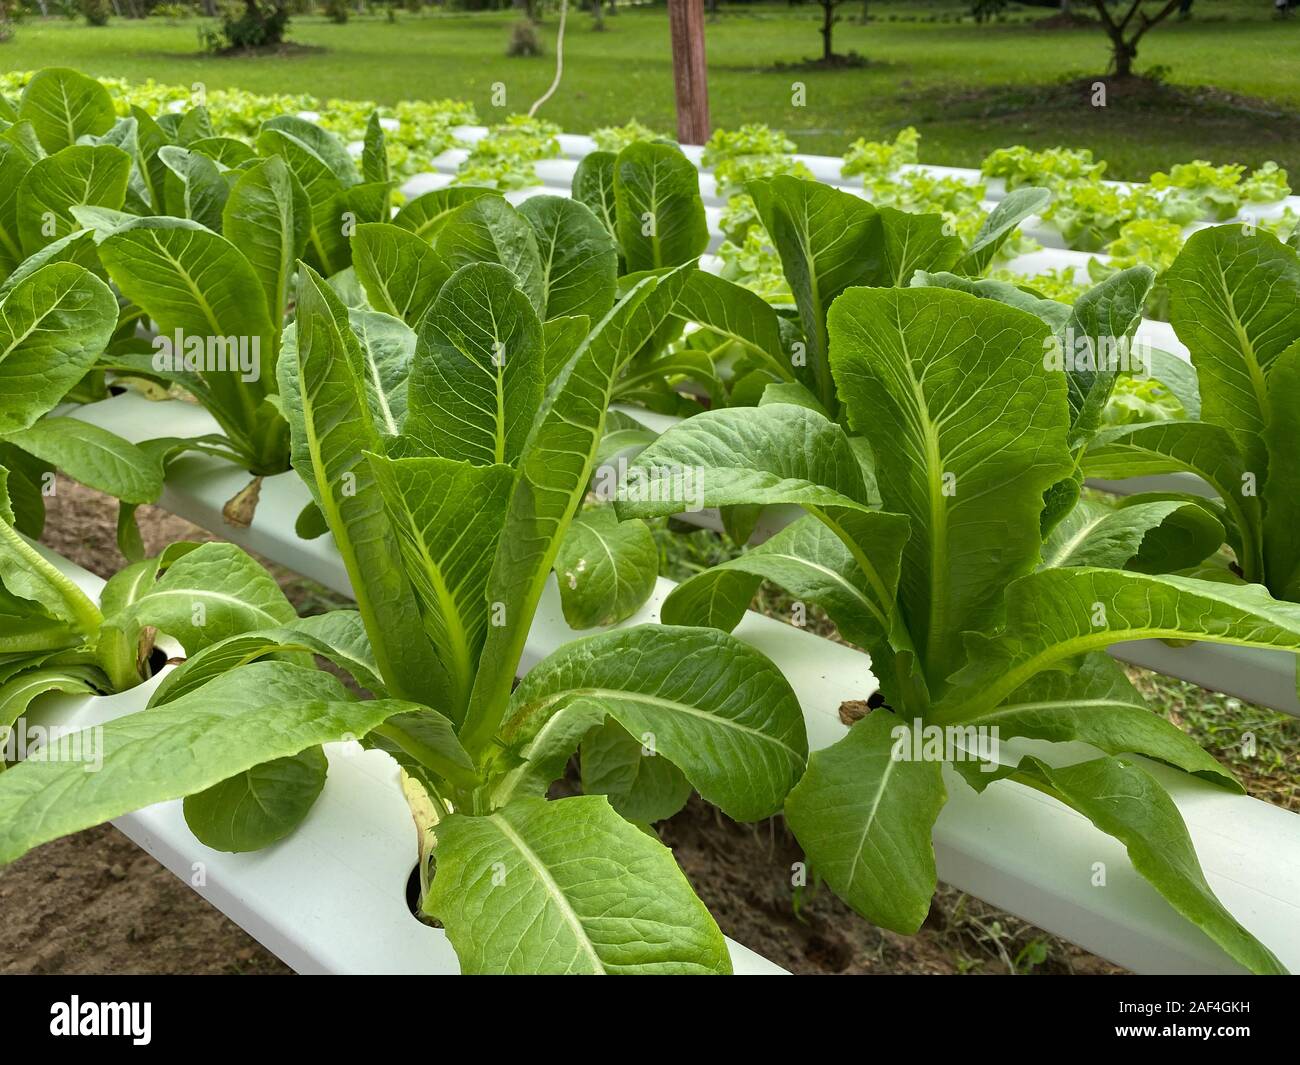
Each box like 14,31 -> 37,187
1,3 -> 1298,176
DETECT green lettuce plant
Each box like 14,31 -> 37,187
618,278 -> 1297,974
1044,181 -> 1191,252
741,175 -> 1050,416
589,118 -> 670,154
1240,162 -> 1291,207
715,224 -> 792,305
329,173 -> 790,628
903,262 -> 1203,472
0,252 -> 309,721
5,68 -> 405,516
0,256 -> 175,555
1150,160 -> 1291,222
573,152 -> 1049,433
0,255 -> 810,974
863,170 -> 989,241
303,177 -> 700,592
841,126 -> 920,182
982,144 -> 1107,189
1088,216 -> 1185,321
699,123 -> 813,199
1082,225 -> 1300,600
0,68 -> 477,185
567,140 -> 796,419
0,528 -> 303,720
453,115 -> 561,191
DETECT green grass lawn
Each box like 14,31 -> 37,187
3,2 -> 1299,177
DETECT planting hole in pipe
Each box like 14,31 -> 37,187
147,646 -> 168,676
405,862 -> 421,917
405,863 -> 442,928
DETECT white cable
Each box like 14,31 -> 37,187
528,0 -> 568,118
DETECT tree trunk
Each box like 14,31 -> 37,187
1093,0 -> 1183,78
1114,41 -> 1133,77
1095,4 -> 1131,77
820,0 -> 834,61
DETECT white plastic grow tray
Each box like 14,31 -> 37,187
402,160 -> 1272,285
609,407 -> 1299,721
51,395 -> 1300,973
70,392 -> 1297,721
23,513 -> 1300,975
439,123 -> 1299,225
397,168 -> 1119,285
423,148 -> 1010,229
22,542 -> 784,975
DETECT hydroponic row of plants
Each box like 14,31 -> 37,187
4,68 -> 1294,317
2,65 -> 1299,975
496,122 -> 1299,323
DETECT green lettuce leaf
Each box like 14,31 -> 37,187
426,794 -> 730,975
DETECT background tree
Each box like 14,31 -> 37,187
205,0 -> 290,50
971,0 -> 1008,22
1091,0 -> 1183,77
816,0 -> 847,61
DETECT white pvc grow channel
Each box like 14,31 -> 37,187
69,389 -> 1299,721
24,533 -> 1300,976
383,117 -> 1299,300
33,122 -> 1295,975
24,543 -> 783,975
65,112 -> 1285,707
395,167 -> 1278,289
439,124 -> 1300,222
50,395 -> 1300,975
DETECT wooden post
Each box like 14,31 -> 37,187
668,0 -> 711,145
